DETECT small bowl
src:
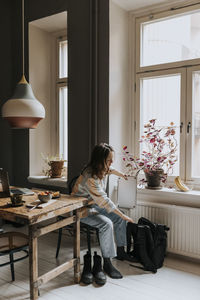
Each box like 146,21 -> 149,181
52,191 -> 60,199
38,193 -> 52,203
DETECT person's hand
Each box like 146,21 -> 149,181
122,174 -> 128,180
122,214 -> 134,223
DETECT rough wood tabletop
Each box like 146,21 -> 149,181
0,192 -> 89,224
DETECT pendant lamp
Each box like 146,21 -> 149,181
1,0 -> 45,129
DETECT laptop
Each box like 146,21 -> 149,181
0,169 -> 34,198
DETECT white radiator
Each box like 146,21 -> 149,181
127,202 -> 200,259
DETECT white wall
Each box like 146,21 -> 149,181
29,25 -> 56,175
109,1 -> 131,203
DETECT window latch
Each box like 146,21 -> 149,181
187,122 -> 191,134
180,122 -> 183,133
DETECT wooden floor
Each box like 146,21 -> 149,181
0,224 -> 200,300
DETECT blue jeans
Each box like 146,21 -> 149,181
81,205 -> 127,258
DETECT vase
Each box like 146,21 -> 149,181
144,169 -> 164,190
50,160 -> 64,178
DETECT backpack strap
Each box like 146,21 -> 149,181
129,263 -> 157,273
134,225 -> 157,273
126,222 -> 137,254
138,217 -> 156,232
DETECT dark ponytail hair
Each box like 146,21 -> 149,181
82,143 -> 114,179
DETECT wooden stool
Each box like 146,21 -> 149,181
0,232 -> 29,281
56,220 -> 98,258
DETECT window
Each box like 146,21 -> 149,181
191,70 -> 200,177
59,40 -> 68,78
59,85 -> 68,162
140,10 -> 200,68
135,4 -> 200,184
56,37 -> 68,162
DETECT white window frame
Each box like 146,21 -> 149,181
135,68 -> 186,181
134,1 -> 200,185
56,35 -> 68,82
55,35 -> 68,158
136,3 -> 200,73
186,65 -> 200,181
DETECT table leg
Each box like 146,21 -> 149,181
29,225 -> 38,300
74,209 -> 80,283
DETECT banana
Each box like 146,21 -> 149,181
174,176 -> 189,192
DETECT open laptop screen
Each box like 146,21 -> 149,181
0,169 -> 34,197
0,169 -> 10,198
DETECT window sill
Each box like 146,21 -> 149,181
27,176 -> 67,189
137,187 -> 200,209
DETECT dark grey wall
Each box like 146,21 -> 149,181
0,0 -> 32,187
0,0 -> 109,188
0,1 -> 11,177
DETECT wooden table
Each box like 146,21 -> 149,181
0,192 -> 90,300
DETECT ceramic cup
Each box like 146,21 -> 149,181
10,193 -> 23,206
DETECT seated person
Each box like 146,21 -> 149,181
72,142 -> 134,279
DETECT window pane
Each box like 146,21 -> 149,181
192,71 -> 200,177
59,40 -> 68,78
141,11 -> 200,67
59,86 -> 68,162
140,74 -> 181,176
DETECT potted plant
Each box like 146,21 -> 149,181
41,154 -> 67,178
122,119 -> 177,189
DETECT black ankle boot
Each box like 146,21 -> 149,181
81,251 -> 93,284
103,257 -> 123,279
92,252 -> 106,285
116,246 -> 139,262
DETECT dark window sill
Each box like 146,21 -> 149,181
27,176 -> 67,193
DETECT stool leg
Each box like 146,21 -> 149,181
96,229 -> 100,245
56,228 -> 63,258
9,252 -> 15,281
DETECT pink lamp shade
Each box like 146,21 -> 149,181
2,76 -> 45,129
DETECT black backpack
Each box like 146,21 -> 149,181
127,217 -> 169,273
